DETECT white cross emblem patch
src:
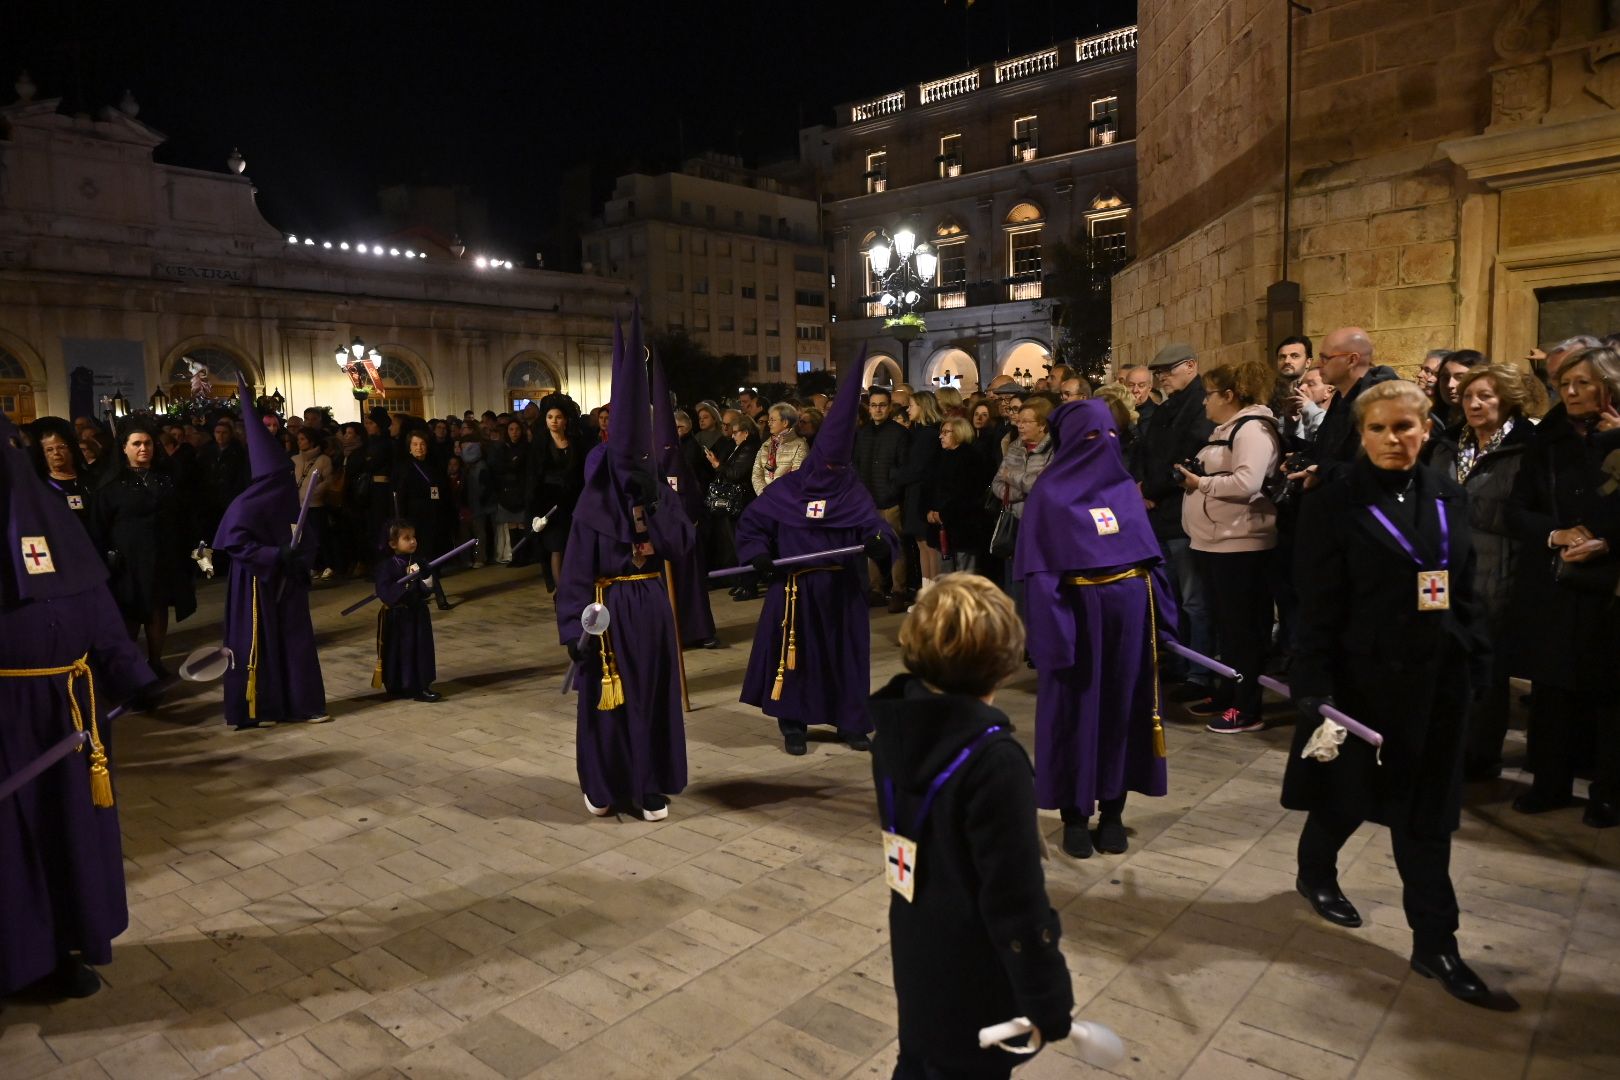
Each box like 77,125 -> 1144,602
883,831 -> 917,902
666,475 -> 680,492
806,500 -> 827,519
1090,507 -> 1119,535
21,536 -> 54,574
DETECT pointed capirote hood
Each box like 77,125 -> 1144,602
649,345 -> 701,520
572,305 -> 668,540
238,376 -> 291,480
607,307 -> 652,471
739,347 -> 877,531
1,408 -> 109,604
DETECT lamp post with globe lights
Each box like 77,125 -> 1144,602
865,227 -> 938,386
335,337 -> 385,417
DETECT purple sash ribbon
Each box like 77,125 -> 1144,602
1367,499 -> 1448,570
879,725 -> 1004,836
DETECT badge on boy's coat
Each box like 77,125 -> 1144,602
883,831 -> 917,902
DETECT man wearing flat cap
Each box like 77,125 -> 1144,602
1129,343 -> 1217,697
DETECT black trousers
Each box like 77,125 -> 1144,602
1528,685 -> 1620,803
1297,810 -> 1459,954
893,1052 -> 1013,1080
1060,795 -> 1126,823
1194,549 -> 1273,719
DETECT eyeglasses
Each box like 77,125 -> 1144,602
1319,352 -> 1355,363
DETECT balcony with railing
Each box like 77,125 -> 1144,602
851,90 -> 906,123
995,47 -> 1059,84
920,69 -> 980,104
840,25 -> 1136,127
1007,278 -> 1043,301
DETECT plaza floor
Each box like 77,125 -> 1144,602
2,564 -> 1618,1080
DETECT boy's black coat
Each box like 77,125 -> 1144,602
869,675 -> 1073,1069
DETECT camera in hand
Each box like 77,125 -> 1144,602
1176,457 -> 1206,479
1282,451 -> 1315,475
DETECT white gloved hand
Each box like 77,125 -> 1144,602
421,575 -> 434,588
1301,719 -> 1347,762
531,515 -> 549,533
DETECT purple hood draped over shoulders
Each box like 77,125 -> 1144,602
1014,399 -> 1163,578
743,347 -> 879,531
0,409 -> 107,603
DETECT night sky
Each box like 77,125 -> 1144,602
6,0 -> 1135,261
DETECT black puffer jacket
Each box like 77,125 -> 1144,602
853,417 -> 909,509
1130,376 -> 1214,540
1309,365 -> 1402,483
1430,418 -> 1533,639
869,675 -> 1073,1071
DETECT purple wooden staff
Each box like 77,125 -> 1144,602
1258,675 -> 1383,748
340,537 -> 479,616
277,469 -> 320,601
509,505 -> 560,562
1159,638 -> 1239,680
707,544 -> 867,579
0,732 -> 88,804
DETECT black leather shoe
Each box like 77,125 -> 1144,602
845,733 -> 871,752
1296,877 -> 1362,928
694,637 -> 722,650
1411,949 -> 1491,1006
413,690 -> 442,703
50,957 -> 101,998
1095,817 -> 1128,854
783,733 -> 807,756
1512,790 -> 1574,814
1584,799 -> 1619,828
1062,821 -> 1093,859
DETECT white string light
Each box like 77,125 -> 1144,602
283,234 -> 496,265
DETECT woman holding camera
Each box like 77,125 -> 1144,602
1174,359 -> 1282,734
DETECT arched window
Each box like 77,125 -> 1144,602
506,357 -> 559,412
0,348 -> 34,424
1005,203 -> 1045,300
167,346 -> 251,400
933,218 -> 969,307
375,354 -> 424,416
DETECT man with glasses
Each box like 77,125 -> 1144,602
1059,375 -> 1092,402
1130,343 -> 1216,699
1291,326 -> 1399,489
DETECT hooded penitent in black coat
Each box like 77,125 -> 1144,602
869,676 -> 1073,1072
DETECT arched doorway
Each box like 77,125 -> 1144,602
861,353 -> 904,389
0,347 -> 37,424
165,345 -> 257,404
375,353 -> 426,417
922,347 -> 979,392
505,354 -> 561,413
999,340 -> 1052,384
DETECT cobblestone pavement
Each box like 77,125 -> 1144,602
2,565 -> 1617,1079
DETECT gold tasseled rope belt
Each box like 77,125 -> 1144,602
593,572 -> 661,709
771,566 -> 841,701
0,653 -> 114,806
1062,567 -> 1166,758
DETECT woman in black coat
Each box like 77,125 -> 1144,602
528,396 -> 588,589
894,394 -> 944,591
491,419 -> 533,565
361,407 -> 396,558
1287,381 -> 1499,1006
705,416 -> 761,599
90,425 -> 197,674
394,429 -> 454,609
1504,347 -> 1620,828
1429,364 -> 1534,781
926,417 -> 995,575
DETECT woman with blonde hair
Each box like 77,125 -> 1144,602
935,385 -> 966,417
895,390 -> 947,597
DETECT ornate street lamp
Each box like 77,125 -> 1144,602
865,227 -> 939,386
149,386 -> 170,414
337,337 -> 385,415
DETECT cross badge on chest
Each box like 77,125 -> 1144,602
1090,507 -> 1119,535
20,536 -> 54,575
666,475 -> 680,492
805,500 -> 827,519
1417,569 -> 1450,611
882,831 -> 917,902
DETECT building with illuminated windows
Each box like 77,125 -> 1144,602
804,26 -> 1139,391
0,84 -> 628,426
579,155 -> 830,381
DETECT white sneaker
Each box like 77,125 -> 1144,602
583,793 -> 612,817
303,713 -> 334,724
640,794 -> 669,822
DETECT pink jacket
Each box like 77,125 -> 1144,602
1181,404 -> 1280,553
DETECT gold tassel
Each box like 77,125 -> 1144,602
89,747 -> 114,807
1152,716 -> 1167,759
372,607 -> 386,689
785,576 -> 799,671
1145,573 -> 1167,759
246,578 -> 260,719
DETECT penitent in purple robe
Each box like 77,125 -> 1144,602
1,409 -> 154,993
556,314 -> 695,809
1013,401 -> 1178,814
734,351 -> 896,736
375,553 -> 436,695
214,379 -> 326,728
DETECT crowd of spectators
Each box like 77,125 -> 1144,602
21,324 -> 1620,828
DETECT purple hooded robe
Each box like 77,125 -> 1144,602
375,552 -> 436,695
649,350 -> 717,645
1,410 -> 154,993
1013,400 -> 1177,813
213,380 -> 327,727
556,314 -> 695,807
736,357 -> 898,735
